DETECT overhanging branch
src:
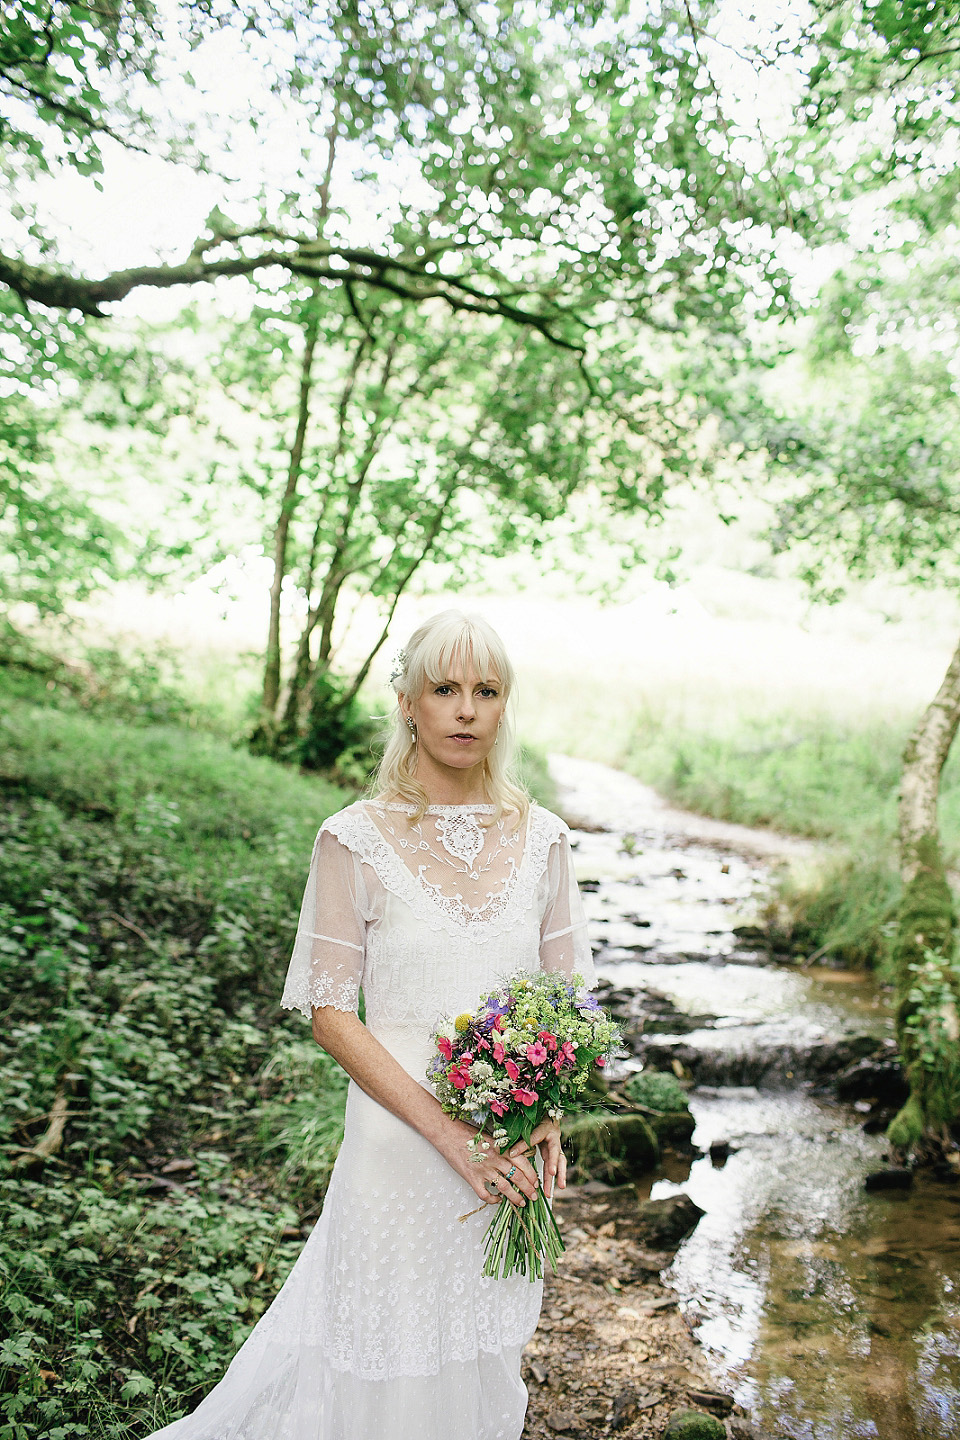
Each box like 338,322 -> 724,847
0,231 -> 587,354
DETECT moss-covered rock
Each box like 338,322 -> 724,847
622,1069 -> 696,1146
662,1407 -> 727,1440
887,834 -> 960,1154
649,1109 -> 697,1144
623,1069 -> 689,1113
562,1111 -> 659,1181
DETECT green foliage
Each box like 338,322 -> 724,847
561,1111 -> 659,1182
0,627 -> 204,729
888,835 -> 960,1152
251,1041 -> 348,1201
518,745 -> 558,814
762,852 -> 902,972
623,1070 -> 691,1115
0,0 -> 166,174
0,692 -> 352,1435
624,709 -> 908,846
618,703 -> 960,970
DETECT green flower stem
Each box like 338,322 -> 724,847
480,1190 -> 565,1281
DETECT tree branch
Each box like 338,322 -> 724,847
0,236 -> 586,353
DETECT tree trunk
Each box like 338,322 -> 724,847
257,119 -> 338,728
259,302 -> 321,722
900,632 -> 960,883
887,629 -> 960,1159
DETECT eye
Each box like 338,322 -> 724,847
434,684 -> 453,695
479,686 -> 499,698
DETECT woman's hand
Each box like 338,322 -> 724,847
511,1119 -> 566,1199
436,1118 -> 539,1209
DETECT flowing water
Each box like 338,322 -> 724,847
552,754 -> 960,1440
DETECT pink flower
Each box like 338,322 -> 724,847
492,1042 -> 506,1064
448,1065 -> 471,1090
437,1036 -> 453,1060
595,1056 -> 606,1068
512,1087 -> 538,1106
526,1042 -> 548,1066
493,1015 -> 505,1032
553,1056 -> 565,1074
490,1099 -> 509,1116
476,1037 -> 490,1051
560,1041 -> 576,1064
505,1059 -> 520,1082
539,1031 -> 558,1051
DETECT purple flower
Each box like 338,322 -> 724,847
480,995 -> 511,1032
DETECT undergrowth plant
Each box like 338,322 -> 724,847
0,698 -> 350,1438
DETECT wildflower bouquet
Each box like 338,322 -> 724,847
428,969 -> 621,1281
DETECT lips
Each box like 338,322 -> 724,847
450,733 -> 475,740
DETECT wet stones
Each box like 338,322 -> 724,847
835,1049 -> 908,1108
864,1167 -> 914,1192
636,1030 -> 884,1091
636,1193 -> 705,1249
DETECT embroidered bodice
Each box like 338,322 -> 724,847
280,799 -> 594,1067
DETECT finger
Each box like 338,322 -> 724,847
498,1157 -> 536,1202
557,1148 -> 567,1189
523,1121 -> 552,1149
540,1135 -> 559,1198
491,1171 -> 527,1208
507,1140 -> 541,1189
504,1153 -> 539,1199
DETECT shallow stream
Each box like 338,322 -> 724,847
552,754 -> 960,1440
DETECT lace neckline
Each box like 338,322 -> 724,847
383,802 -> 496,814
324,802 -> 558,937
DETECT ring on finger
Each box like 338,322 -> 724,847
484,1179 -> 500,1195
505,1165 -> 518,1182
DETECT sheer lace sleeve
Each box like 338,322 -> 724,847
281,825 -> 368,1018
539,826 -> 596,989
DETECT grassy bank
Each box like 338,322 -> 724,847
0,696 -> 356,1437
0,669 -> 561,1439
617,707 -> 960,971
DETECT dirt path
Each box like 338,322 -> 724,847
549,753 -> 817,865
521,1184 -> 738,1439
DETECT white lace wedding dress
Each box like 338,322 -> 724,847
147,799 -> 594,1440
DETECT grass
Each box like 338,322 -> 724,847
0,688 -> 355,1438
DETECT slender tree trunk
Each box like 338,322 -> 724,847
899,631 -> 960,883
339,483 -> 458,709
257,118 -> 338,727
888,629 -> 960,1159
259,303 -> 321,720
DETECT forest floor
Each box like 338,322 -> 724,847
521,1183 -> 746,1439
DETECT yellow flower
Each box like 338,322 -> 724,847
455,1013 -> 472,1034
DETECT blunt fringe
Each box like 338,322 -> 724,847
372,610 -> 530,824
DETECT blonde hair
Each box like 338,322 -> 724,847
373,610 -> 530,823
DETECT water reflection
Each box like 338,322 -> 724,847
654,1093 -> 960,1439
552,752 -> 960,1439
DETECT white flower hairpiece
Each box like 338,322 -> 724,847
389,649 -> 407,684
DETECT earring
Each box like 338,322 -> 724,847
406,716 -> 416,742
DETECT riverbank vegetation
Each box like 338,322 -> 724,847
0,668 -> 352,1435
0,650 -> 561,1436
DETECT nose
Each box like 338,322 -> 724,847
457,693 -> 476,722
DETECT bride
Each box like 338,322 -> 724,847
146,609 -> 594,1440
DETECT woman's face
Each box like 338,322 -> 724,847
401,656 -> 505,781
